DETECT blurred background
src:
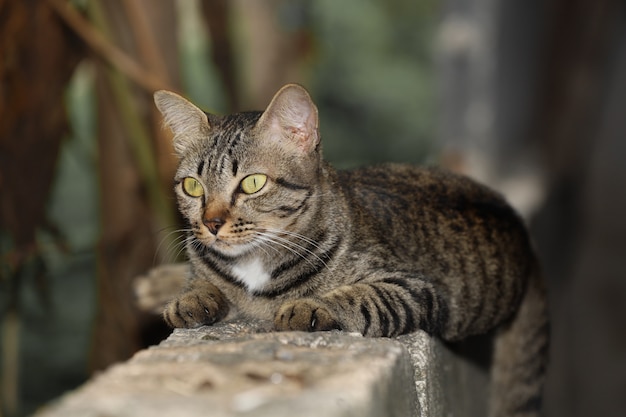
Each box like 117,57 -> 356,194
1,0 -> 624,416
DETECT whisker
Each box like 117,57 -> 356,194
171,235 -> 194,262
262,229 -> 333,270
153,228 -> 192,264
254,232 -> 319,270
252,234 -> 283,254
169,233 -> 193,260
155,225 -> 183,233
255,230 -> 329,270
265,228 -> 326,252
249,236 -> 275,258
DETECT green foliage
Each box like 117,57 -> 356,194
177,0 -> 226,113
309,0 -> 439,167
6,63 -> 99,417
50,63 -> 99,250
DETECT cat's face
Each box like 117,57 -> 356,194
155,85 -> 321,259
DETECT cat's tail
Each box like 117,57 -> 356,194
489,261 -> 549,417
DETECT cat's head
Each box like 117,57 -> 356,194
154,84 -> 322,258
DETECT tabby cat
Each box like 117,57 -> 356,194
152,84 -> 548,417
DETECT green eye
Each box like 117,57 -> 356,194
182,177 -> 204,197
240,174 -> 267,194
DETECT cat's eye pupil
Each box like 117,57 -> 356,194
240,174 -> 267,194
182,177 -> 204,197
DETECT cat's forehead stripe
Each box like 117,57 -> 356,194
202,113 -> 260,175
197,159 -> 205,177
227,132 -> 242,157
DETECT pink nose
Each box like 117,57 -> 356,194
203,217 -> 225,235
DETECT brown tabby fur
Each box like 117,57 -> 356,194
152,84 -> 548,417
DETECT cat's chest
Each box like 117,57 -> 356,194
230,257 -> 271,292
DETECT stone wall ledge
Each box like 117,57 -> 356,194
36,320 -> 488,417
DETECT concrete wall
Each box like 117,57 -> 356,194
36,321 -> 489,417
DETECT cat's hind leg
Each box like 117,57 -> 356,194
134,263 -> 188,314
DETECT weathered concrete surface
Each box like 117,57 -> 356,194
399,331 -> 490,417
36,320 -> 419,417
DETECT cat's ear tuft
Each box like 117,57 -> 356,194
256,84 -> 320,155
154,90 -> 210,156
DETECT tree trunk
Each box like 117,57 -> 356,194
88,0 -> 180,371
0,1 -> 83,414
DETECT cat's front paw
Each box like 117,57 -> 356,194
163,282 -> 228,328
274,299 -> 341,332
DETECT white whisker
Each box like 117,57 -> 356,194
254,232 -> 318,269
265,228 -> 326,252
154,227 -> 192,264
172,235 -> 195,261
254,230 -> 329,270
247,234 -> 275,258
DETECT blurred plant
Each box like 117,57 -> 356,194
49,0 -> 182,372
309,0 -> 438,167
0,1 -> 84,415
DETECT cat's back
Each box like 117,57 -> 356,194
337,163 -> 513,219
336,164 -> 532,267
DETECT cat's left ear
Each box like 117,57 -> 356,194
256,84 -> 320,155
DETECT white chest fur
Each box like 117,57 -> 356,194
230,257 -> 271,292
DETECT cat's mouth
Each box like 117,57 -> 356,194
193,227 -> 262,258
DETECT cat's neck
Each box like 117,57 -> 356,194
230,256 -> 271,292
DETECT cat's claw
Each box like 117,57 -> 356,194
163,284 -> 228,328
274,299 -> 341,332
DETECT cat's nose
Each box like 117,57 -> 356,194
203,217 -> 225,235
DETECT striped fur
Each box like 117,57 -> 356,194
154,85 -> 548,416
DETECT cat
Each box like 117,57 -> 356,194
151,84 -> 548,417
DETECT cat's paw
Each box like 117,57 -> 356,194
274,299 -> 342,332
163,282 -> 228,328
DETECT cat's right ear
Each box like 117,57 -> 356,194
153,90 -> 210,156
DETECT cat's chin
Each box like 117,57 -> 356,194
206,239 -> 260,259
